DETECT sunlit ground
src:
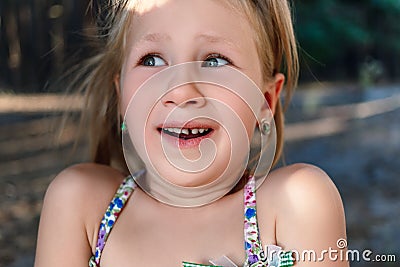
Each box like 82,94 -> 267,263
0,84 -> 399,267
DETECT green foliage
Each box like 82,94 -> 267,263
296,0 -> 367,60
294,0 -> 400,81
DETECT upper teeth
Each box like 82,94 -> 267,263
163,128 -> 209,135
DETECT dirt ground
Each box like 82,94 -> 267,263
0,84 -> 399,267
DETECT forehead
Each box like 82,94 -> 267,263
126,0 -> 255,42
130,0 -> 239,15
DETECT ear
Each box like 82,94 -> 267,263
264,73 -> 285,114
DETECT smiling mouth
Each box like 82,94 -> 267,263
158,127 -> 213,140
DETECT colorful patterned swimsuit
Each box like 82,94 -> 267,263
89,171 -> 294,267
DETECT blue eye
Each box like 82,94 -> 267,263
140,55 -> 166,67
202,56 -> 230,68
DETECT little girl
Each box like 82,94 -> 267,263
35,0 -> 348,266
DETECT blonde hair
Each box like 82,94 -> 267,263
75,0 -> 298,172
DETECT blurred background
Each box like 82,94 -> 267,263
0,0 -> 399,266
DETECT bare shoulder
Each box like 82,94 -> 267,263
47,162 -> 125,200
259,163 -> 344,212
258,163 -> 348,266
35,163 -> 125,267
45,162 -> 126,236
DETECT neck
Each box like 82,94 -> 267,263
134,162 -> 247,208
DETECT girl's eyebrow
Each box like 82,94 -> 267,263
133,32 -> 240,50
196,33 -> 239,49
137,32 -> 171,44
130,33 -> 170,48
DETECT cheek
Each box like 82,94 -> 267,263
120,69 -> 161,115
211,91 -> 257,138
235,103 -> 257,139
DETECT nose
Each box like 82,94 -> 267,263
161,83 -> 206,108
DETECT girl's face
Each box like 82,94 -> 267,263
119,0 -> 281,187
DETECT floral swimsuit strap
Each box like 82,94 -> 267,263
89,173 -> 138,267
243,177 -> 293,267
243,176 -> 265,266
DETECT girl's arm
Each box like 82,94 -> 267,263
34,163 -> 123,267
266,163 -> 349,267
